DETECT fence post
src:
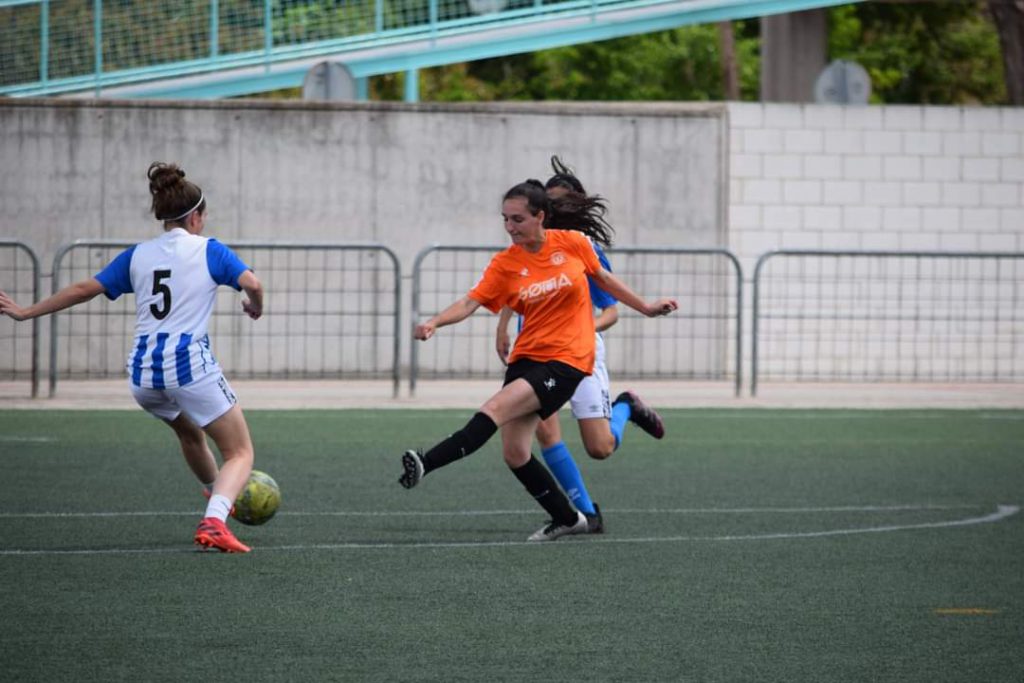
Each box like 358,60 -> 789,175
0,241 -> 41,398
750,250 -> 776,397
93,0 -> 102,95
210,0 -> 219,58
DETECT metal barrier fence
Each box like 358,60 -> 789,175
0,240 -> 41,397
751,250 -> 1024,395
410,244 -> 743,395
49,240 -> 401,397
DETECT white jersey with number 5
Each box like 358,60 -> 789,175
94,227 -> 249,390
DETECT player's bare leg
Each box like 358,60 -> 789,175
165,413 -> 218,488
202,405 -> 255,501
577,417 -> 617,460
193,405 -> 254,553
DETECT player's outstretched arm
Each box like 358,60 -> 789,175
415,296 -> 482,341
591,269 -> 677,318
0,278 -> 105,321
238,270 -> 263,320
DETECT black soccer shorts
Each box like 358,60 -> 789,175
503,358 -> 587,419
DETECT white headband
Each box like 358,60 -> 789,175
164,192 -> 205,222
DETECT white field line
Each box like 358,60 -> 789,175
0,504 -> 981,519
671,412 -> 1024,420
0,504 -> 1017,556
0,436 -> 58,443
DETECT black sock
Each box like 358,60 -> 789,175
511,455 -> 578,526
421,412 -> 498,475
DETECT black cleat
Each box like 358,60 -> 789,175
614,391 -> 665,439
585,503 -> 604,534
399,449 -> 425,489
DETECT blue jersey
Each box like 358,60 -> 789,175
94,228 -> 249,389
588,242 -> 617,309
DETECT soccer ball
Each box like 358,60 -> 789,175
232,470 -> 281,526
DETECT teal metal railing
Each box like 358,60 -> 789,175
0,0 -> 856,98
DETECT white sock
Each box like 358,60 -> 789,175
204,494 -> 233,522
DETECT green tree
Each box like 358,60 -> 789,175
393,21 -> 759,102
829,1 -> 1006,104
405,2 -> 1004,105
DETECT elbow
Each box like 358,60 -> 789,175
75,280 -> 103,303
239,271 -> 262,296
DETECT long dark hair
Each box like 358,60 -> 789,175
148,162 -> 205,223
545,155 -> 586,194
504,178 -> 614,248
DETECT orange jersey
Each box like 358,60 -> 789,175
469,230 -> 603,374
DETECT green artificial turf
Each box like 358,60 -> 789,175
1,409 -> 1022,682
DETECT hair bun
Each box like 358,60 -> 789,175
147,162 -> 187,195
524,178 -> 544,189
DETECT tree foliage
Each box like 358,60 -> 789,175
829,1 -> 1006,104
374,22 -> 760,102
384,1 -> 1007,105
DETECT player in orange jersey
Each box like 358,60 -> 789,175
495,158 -> 666,535
399,179 -> 677,541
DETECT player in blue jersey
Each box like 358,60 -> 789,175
495,157 -> 666,534
0,162 -> 263,553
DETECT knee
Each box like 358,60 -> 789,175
479,401 -> 502,424
222,445 -> 255,465
536,432 -> 559,451
583,435 -> 616,460
503,448 -> 530,469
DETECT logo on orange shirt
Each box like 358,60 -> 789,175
518,272 -> 573,303
551,252 -> 566,265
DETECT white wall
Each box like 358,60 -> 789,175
726,102 -> 1024,273
726,102 -> 1024,386
0,99 -> 728,383
0,99 -> 728,268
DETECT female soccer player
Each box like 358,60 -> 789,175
0,162 -> 262,553
400,179 -> 677,542
494,158 -> 666,533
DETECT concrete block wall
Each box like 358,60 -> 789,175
726,103 -> 1024,274
727,102 -> 1024,386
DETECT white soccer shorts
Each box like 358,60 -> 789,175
129,370 -> 238,428
568,333 -> 611,420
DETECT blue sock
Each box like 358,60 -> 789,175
540,441 -> 596,515
610,401 -> 631,450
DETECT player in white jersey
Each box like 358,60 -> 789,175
0,162 -> 263,553
495,158 -> 666,534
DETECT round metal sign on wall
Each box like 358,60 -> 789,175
303,61 -> 357,101
814,59 -> 871,104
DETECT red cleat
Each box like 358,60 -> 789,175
194,517 -> 251,553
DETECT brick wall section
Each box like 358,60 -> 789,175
726,103 -> 1024,276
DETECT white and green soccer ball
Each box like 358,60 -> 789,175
232,470 -> 281,526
